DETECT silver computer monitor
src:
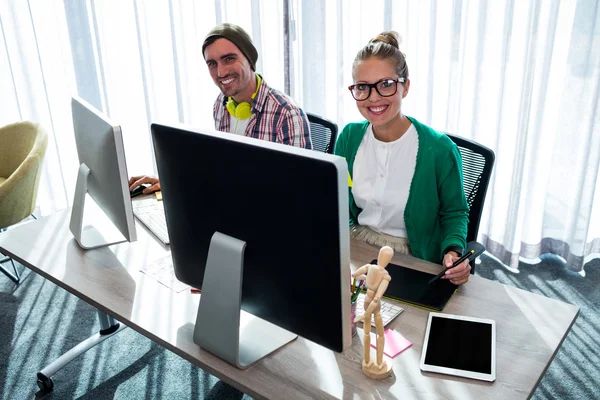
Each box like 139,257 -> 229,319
151,122 -> 352,369
69,96 -> 136,249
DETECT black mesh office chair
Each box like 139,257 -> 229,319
307,113 -> 337,154
447,134 -> 495,272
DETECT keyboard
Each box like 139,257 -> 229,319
355,292 -> 404,327
132,197 -> 170,245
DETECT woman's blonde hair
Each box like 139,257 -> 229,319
352,31 -> 409,80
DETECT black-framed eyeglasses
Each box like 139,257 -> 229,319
348,78 -> 405,101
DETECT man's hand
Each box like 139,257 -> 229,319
128,175 -> 160,194
442,251 -> 471,285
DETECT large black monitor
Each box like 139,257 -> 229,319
151,123 -> 352,368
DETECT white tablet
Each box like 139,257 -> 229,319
420,312 -> 496,382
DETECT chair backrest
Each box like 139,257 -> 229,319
0,122 -> 40,178
0,122 -> 48,228
307,113 -> 338,154
446,134 -> 495,244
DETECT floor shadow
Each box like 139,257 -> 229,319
476,253 -> 600,400
0,292 -> 17,398
205,380 -> 245,400
70,343 -> 164,400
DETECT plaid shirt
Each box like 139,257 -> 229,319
213,78 -> 312,149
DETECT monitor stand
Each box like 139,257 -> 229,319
69,163 -> 127,249
193,232 -> 297,369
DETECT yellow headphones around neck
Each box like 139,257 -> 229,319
226,74 -> 262,120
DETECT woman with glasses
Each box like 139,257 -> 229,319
335,31 -> 471,285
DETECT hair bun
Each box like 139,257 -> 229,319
370,31 -> 401,50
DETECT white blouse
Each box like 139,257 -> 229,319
352,123 -> 419,238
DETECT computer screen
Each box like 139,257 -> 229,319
151,123 -> 352,364
70,96 -> 136,249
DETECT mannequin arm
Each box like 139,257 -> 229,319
352,264 -> 369,280
373,276 -> 391,301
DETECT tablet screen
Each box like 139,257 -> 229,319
420,313 -> 496,381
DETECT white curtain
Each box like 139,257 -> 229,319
1,0 -> 599,272
0,0 -> 284,213
293,0 -> 600,273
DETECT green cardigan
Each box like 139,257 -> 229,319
334,116 -> 469,263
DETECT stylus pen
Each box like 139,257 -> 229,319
428,250 -> 474,285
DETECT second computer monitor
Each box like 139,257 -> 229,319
70,96 -> 136,249
151,123 -> 351,364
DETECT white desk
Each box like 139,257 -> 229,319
0,209 -> 579,399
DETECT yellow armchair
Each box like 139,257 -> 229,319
0,121 -> 48,282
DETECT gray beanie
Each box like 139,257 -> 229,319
202,23 -> 258,71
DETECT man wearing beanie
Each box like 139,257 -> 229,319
129,23 -> 311,194
202,23 -> 311,148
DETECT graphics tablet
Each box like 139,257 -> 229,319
420,312 -> 496,381
366,241 -> 485,311
370,260 -> 458,311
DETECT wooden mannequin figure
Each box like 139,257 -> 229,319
353,246 -> 394,379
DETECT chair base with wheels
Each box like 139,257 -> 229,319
0,226 -> 20,282
0,215 -> 37,283
0,252 -> 20,283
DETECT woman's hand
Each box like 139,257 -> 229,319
442,251 -> 471,285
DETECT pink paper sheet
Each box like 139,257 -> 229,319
370,329 -> 413,358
